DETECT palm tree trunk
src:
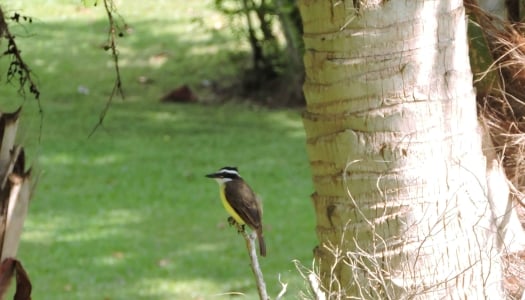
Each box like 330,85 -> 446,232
299,0 -> 506,298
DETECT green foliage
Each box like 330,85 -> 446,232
214,0 -> 304,105
215,0 -> 280,75
0,0 -> 314,299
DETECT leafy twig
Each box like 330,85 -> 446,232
0,7 -> 43,140
0,9 -> 41,105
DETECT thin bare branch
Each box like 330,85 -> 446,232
89,0 -> 125,137
240,229 -> 269,300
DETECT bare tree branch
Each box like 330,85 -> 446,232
89,0 -> 125,137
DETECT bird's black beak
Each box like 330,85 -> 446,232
205,173 -> 218,178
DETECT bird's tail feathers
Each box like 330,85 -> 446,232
257,229 -> 266,257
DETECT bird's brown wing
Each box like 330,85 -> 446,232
224,179 -> 263,230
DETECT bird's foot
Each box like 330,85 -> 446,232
227,217 -> 245,233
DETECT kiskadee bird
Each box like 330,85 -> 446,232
206,166 -> 266,257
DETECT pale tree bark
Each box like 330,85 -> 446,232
0,109 -> 32,299
298,0 -> 519,298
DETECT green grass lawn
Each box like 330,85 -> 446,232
0,0 -> 316,299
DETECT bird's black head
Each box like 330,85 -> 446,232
205,166 -> 241,180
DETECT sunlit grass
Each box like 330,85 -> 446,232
19,103 -> 314,300
0,1 -> 315,299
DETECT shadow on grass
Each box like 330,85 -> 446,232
16,100 -> 314,300
1,14 -> 245,108
0,6 -> 314,299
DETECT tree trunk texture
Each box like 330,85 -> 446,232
299,0 -> 506,298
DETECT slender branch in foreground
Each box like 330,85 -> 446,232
275,274 -> 288,300
293,259 -> 327,300
239,229 -> 269,300
229,217 -> 287,299
89,0 -> 125,137
229,217 -> 269,299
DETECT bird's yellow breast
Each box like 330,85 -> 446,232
220,185 -> 245,225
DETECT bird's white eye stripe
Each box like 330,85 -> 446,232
220,169 -> 239,176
